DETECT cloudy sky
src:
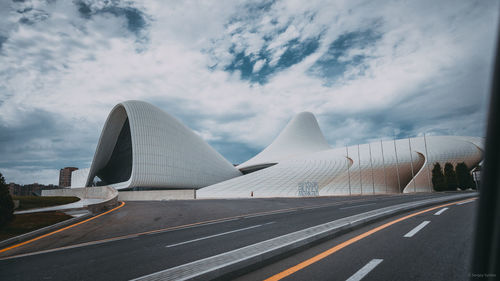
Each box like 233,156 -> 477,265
0,0 -> 498,185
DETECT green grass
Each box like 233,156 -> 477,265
13,196 -> 80,211
0,211 -> 73,241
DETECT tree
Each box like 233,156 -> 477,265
432,163 -> 446,191
444,162 -> 458,191
456,162 -> 471,190
470,170 -> 477,190
0,172 -> 14,228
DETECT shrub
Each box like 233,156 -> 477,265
432,163 -> 446,191
444,162 -> 458,191
456,162 -> 471,190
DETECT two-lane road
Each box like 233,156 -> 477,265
239,198 -> 477,281
0,193 -> 474,281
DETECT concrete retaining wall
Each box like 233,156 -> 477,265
118,190 -> 196,201
42,186 -> 119,213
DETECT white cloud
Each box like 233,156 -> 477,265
253,59 -> 266,72
0,0 -> 497,184
2,167 -> 59,185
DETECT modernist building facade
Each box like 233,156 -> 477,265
85,100 -> 483,197
85,101 -> 241,190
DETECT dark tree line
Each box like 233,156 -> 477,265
0,172 -> 14,228
432,162 -> 476,191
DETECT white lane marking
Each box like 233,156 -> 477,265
0,218 -> 245,260
346,259 -> 383,281
145,218 -> 240,236
301,205 -> 328,211
434,207 -> 449,216
340,203 -> 376,210
456,200 -> 474,205
244,210 -> 296,219
404,221 -> 430,238
165,222 -> 275,248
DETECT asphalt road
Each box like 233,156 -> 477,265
0,194 -> 412,257
0,193 -> 473,281
238,198 -> 477,281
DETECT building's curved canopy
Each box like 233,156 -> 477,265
85,101 -> 241,190
237,112 -> 331,173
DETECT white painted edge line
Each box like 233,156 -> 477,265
404,221 -> 430,238
434,207 -> 449,216
145,217 -> 240,236
0,217 -> 240,260
456,200 -> 475,205
244,210 -> 296,219
166,222 -> 275,248
340,203 -> 376,210
346,259 -> 383,281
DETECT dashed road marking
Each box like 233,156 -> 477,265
165,222 -> 275,248
434,207 -> 449,215
346,259 -> 383,281
404,221 -> 430,238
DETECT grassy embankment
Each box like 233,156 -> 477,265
0,196 -> 80,241
13,195 -> 80,211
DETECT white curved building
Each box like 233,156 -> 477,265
86,101 -> 482,197
85,101 -> 241,190
197,113 -> 483,198
238,112 -> 331,173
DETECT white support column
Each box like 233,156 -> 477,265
358,144 -> 363,195
381,140 -> 387,193
369,142 -> 375,194
408,137 -> 416,192
423,133 -> 432,191
394,138 -> 401,192
346,145 -> 351,195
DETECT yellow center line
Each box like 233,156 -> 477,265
0,201 -> 126,254
264,197 -> 477,281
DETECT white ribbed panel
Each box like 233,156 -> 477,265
86,101 -> 241,190
87,107 -> 483,196
237,112 -> 331,170
198,135 -> 483,198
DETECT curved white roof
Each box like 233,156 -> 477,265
86,100 -> 241,190
85,104 -> 483,197
198,134 -> 483,198
237,112 -> 331,170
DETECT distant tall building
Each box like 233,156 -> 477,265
59,167 -> 78,187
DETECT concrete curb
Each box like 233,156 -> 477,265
0,211 -> 92,249
40,186 -> 120,214
132,193 -> 477,281
14,206 -> 87,215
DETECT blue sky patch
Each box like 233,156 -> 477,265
224,36 -> 320,84
309,30 -> 381,84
